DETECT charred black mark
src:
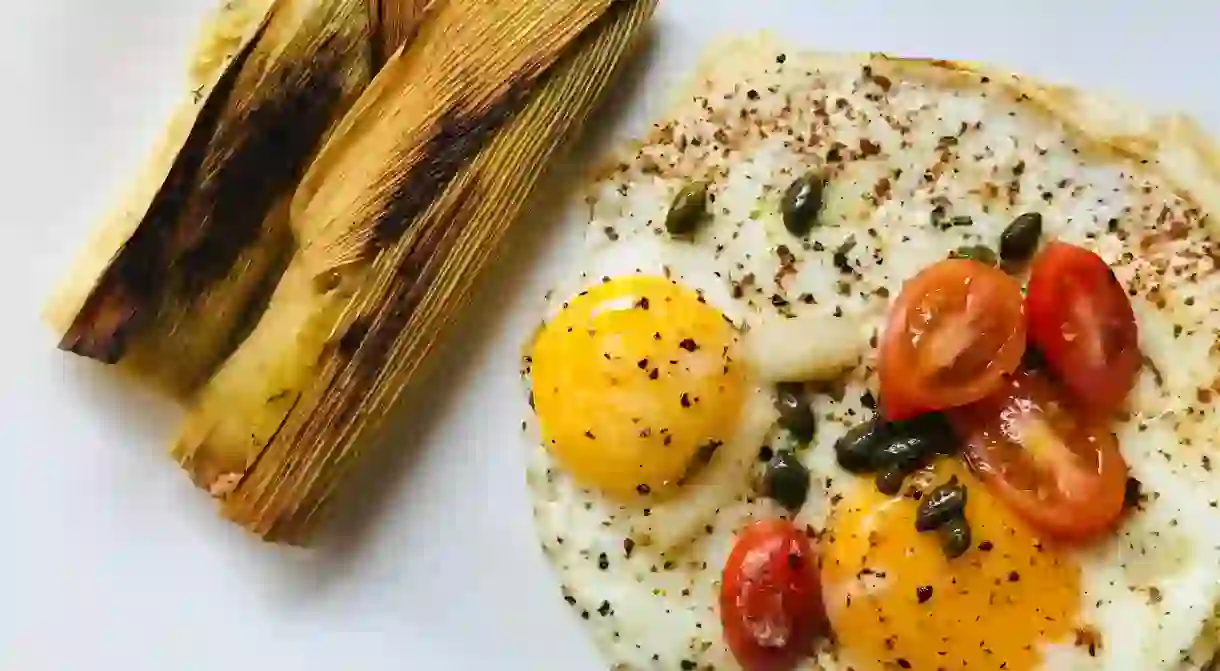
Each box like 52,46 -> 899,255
320,176 -> 487,433
59,22 -> 269,361
370,68 -> 540,248
62,7 -> 369,362
58,290 -> 139,363
336,317 -> 373,358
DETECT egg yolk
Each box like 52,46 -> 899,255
821,460 -> 1081,671
530,276 -> 745,499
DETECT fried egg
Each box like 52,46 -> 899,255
525,34 -> 1220,671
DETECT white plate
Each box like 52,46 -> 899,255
5,1 -> 1220,669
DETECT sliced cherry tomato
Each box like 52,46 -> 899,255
879,258 -> 1026,421
1025,241 -> 1140,416
719,519 -> 824,671
950,369 -> 1129,541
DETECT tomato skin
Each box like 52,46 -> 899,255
1025,242 -> 1140,416
720,519 -> 824,671
950,369 -> 1129,542
880,259 -> 1027,421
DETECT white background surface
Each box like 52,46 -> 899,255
5,1 -> 1220,669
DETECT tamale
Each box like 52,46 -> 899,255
174,0 -> 656,542
44,0 -> 427,399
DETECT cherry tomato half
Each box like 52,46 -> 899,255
719,519 -> 824,671
1025,241 -> 1140,416
950,369 -> 1129,542
879,259 -> 1026,421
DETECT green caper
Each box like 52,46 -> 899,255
949,244 -> 998,266
939,515 -> 972,559
781,172 -> 826,236
775,383 -> 816,443
873,433 -> 935,473
665,181 -> 709,235
875,465 -> 907,496
895,411 -> 957,456
834,418 -> 887,473
999,212 -> 1043,263
763,450 -> 810,512
915,476 -> 968,532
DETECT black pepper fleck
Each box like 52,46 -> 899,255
833,237 -> 857,274
1123,477 -> 1144,511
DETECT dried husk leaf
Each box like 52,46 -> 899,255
366,0 -> 434,68
174,0 -> 656,542
44,0 -> 425,399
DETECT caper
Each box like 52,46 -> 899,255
949,244 -> 998,266
939,515 -> 972,559
763,450 -> 810,512
834,418 -> 887,473
915,476 -> 968,532
781,172 -> 826,236
665,181 -> 709,235
894,411 -> 957,456
1000,212 -> 1043,263
875,465 -> 907,496
873,433 -> 935,473
775,383 -> 816,443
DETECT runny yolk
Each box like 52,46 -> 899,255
529,275 -> 745,500
821,460 -> 1081,671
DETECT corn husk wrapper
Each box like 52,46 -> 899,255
175,0 -> 656,542
45,0 -> 427,399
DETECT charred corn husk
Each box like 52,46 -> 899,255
174,0 -> 656,542
44,0 -> 428,399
